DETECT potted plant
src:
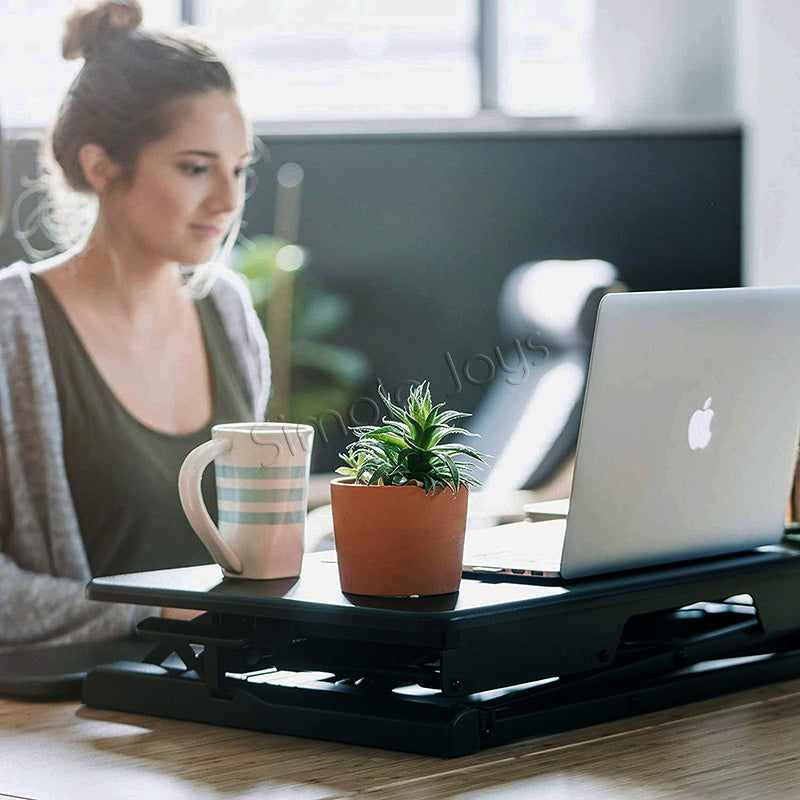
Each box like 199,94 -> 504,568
330,382 -> 487,596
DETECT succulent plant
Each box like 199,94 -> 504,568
336,382 -> 487,494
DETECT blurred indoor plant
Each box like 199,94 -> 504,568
233,234 -> 369,426
331,382 -> 487,596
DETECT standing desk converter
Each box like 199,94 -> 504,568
85,546 -> 800,758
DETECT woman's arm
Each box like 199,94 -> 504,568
0,266 -> 159,648
0,553 -> 154,648
0,440 -> 155,648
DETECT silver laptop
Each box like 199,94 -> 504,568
463,286 -> 800,581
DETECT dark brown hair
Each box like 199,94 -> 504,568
51,0 -> 236,194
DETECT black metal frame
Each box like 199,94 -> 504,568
83,546 -> 800,757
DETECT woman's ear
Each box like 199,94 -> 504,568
77,143 -> 123,195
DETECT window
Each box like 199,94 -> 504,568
0,0 -> 180,129
0,0 -> 595,130
498,0 -> 594,116
198,0 -> 479,120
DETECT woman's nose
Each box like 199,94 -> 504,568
209,172 -> 239,213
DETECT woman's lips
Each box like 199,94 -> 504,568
190,224 -> 224,238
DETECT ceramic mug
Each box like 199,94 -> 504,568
179,422 -> 314,579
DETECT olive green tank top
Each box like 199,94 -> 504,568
31,273 -> 253,577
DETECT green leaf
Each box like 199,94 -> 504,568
337,381 -> 488,491
361,429 -> 407,448
436,443 -> 490,463
438,452 -> 460,493
377,386 -> 405,417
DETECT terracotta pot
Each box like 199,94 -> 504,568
330,477 -> 469,596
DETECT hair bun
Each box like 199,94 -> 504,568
62,1 -> 143,61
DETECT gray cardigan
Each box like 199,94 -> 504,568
0,261 -> 270,648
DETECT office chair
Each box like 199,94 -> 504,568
465,259 -> 627,493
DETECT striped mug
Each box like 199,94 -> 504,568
179,422 -> 314,579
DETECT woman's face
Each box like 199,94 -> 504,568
103,90 -> 252,268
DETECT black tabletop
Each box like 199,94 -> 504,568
86,545 -> 800,634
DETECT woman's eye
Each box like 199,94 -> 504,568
180,163 -> 208,176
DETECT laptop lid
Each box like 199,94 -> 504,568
560,286 -> 800,579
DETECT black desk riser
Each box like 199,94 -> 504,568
84,545 -> 800,757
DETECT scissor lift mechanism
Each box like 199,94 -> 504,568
84,546 -> 800,757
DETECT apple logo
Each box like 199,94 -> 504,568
688,397 -> 714,450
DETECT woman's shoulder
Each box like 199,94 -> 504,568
199,264 -> 256,331
0,260 -> 31,286
0,263 -> 49,369
193,263 -> 262,353
1,253 -> 72,296
204,263 -> 251,306
0,261 -> 38,314
4,250 -> 74,278
195,263 -> 270,419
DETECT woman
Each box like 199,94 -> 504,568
0,1 -> 270,647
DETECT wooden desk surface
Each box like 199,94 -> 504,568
1,679 -> 798,800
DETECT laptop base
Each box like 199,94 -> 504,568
83,545 -> 800,757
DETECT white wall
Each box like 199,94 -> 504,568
590,0 -> 738,121
589,0 -> 800,288
740,1 -> 800,286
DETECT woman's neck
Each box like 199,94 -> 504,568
34,231 -> 195,346
65,231 -> 189,319
79,249 -> 182,309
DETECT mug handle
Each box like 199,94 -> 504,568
178,438 -> 243,575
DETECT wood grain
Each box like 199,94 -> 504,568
1,679 -> 799,799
